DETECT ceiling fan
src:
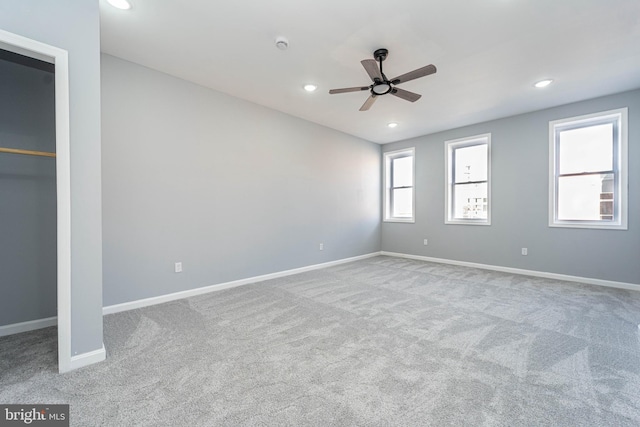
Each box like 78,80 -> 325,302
329,48 -> 437,111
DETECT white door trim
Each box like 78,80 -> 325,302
0,29 -> 72,373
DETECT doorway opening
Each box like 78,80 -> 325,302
0,29 -> 72,373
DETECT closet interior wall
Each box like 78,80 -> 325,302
0,49 -> 57,329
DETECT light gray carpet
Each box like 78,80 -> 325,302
2,255 -> 640,426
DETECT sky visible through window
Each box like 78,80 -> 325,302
454,144 -> 487,219
392,156 -> 413,217
558,124 -> 613,221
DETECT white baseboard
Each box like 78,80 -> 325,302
381,251 -> 640,292
5,250 -> 635,340
0,316 -> 57,337
103,252 -> 382,315
68,343 -> 106,371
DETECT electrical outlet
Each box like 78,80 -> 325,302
175,262 -> 183,273
521,248 -> 528,256
423,239 -> 428,246
319,243 -> 324,251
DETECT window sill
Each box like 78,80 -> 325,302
445,220 -> 490,226
549,221 -> 627,230
384,218 -> 415,224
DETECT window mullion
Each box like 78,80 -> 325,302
558,170 -> 614,178
453,179 -> 487,185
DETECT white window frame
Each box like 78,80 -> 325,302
445,134 -> 491,225
549,108 -> 628,230
383,147 -> 415,223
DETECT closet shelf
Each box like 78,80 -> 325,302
0,147 -> 56,158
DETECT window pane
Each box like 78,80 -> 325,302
453,182 -> 487,219
454,144 -> 487,183
558,173 -> 613,221
393,156 -> 413,188
559,124 -> 613,174
385,148 -> 414,221
392,188 -> 413,218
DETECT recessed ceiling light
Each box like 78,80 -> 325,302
303,84 -> 317,92
534,79 -> 553,88
387,122 -> 398,128
107,0 -> 131,10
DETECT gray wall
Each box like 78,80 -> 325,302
0,54 -> 56,326
382,89 -> 639,285
0,0 -> 104,355
101,54 -> 381,306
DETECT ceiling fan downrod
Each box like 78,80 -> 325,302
371,48 -> 392,95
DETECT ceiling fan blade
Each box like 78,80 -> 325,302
329,86 -> 370,94
390,64 -> 437,85
361,59 -> 383,82
359,95 -> 378,111
391,88 -> 422,102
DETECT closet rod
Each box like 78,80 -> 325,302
0,147 -> 56,158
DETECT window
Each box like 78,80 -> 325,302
384,148 -> 415,222
445,134 -> 490,225
549,108 -> 628,229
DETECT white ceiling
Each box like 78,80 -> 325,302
100,0 -> 640,144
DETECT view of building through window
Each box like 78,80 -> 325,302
549,108 -> 627,229
451,143 -> 488,220
557,124 -> 614,221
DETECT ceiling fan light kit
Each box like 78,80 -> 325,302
329,48 -> 437,111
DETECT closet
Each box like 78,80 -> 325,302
0,48 -> 57,336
